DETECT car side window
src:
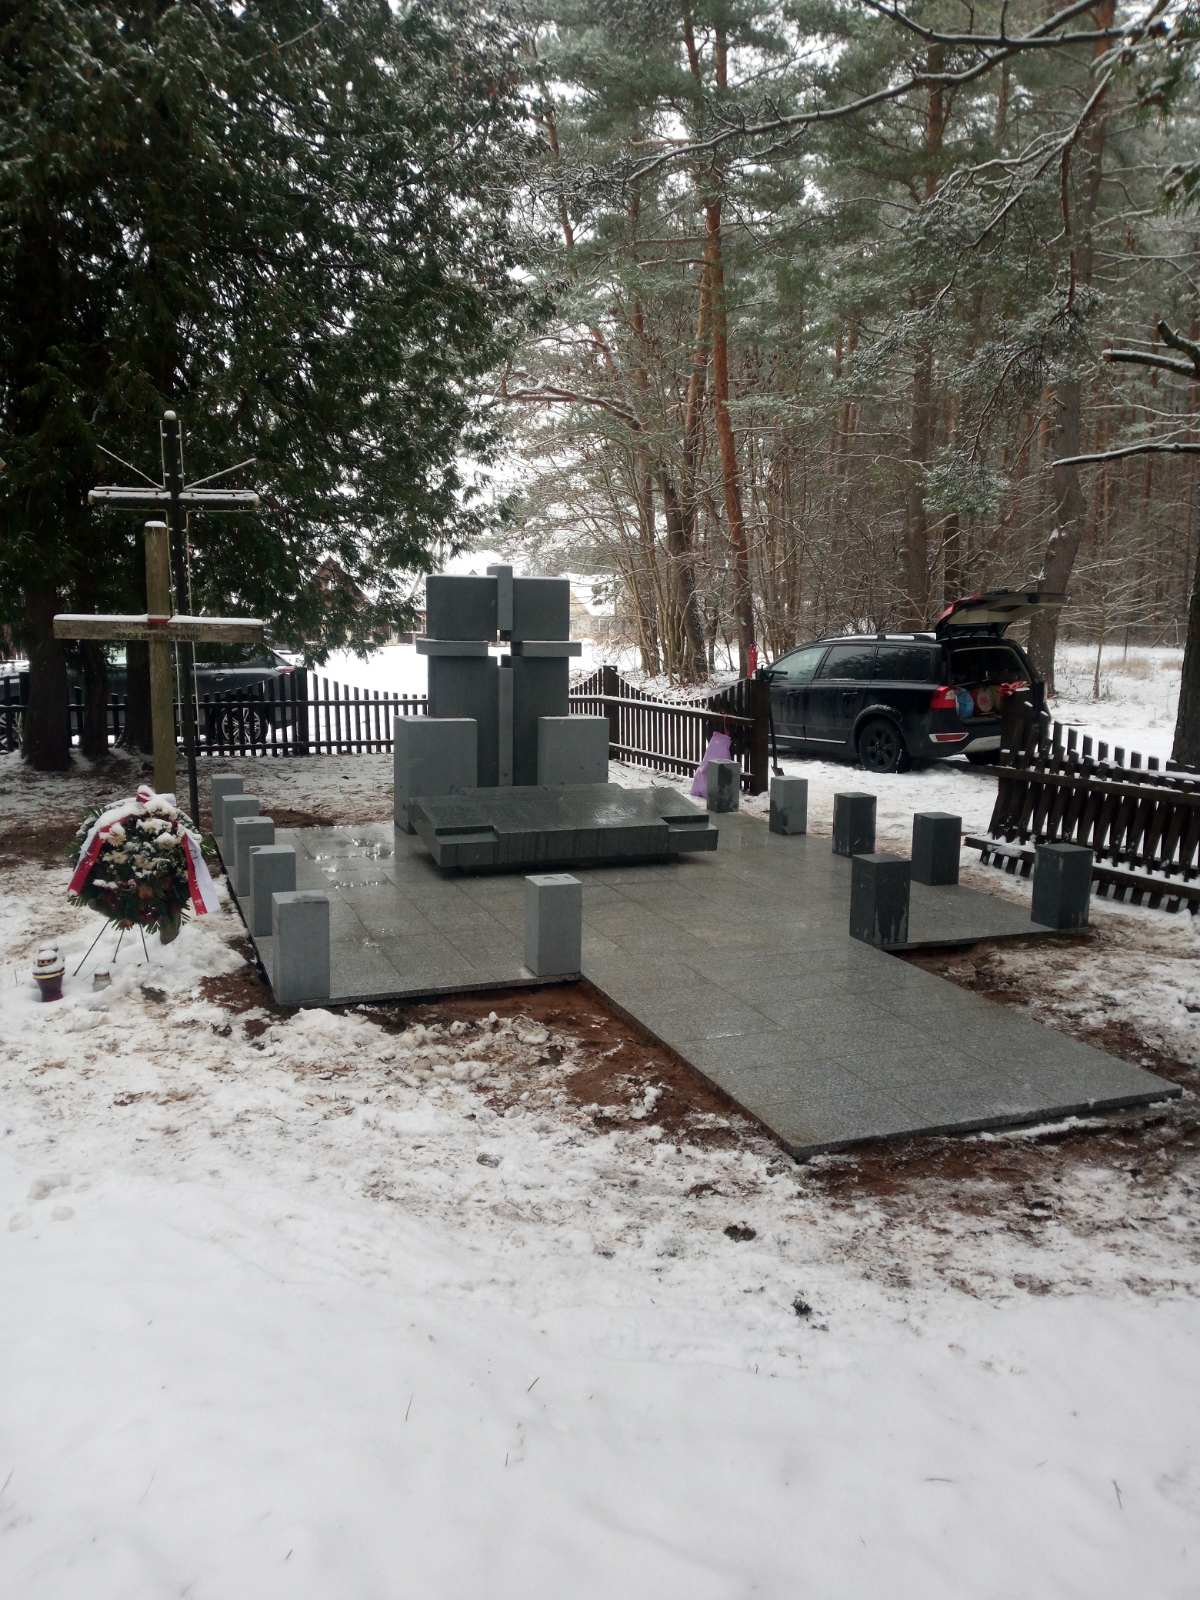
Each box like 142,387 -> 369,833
815,643 -> 877,680
874,645 -> 935,681
772,644 -> 827,686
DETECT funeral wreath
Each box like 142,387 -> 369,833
67,785 -> 220,943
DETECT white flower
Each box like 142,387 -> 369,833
154,834 -> 179,852
106,823 -> 127,845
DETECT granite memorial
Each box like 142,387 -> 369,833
399,567 -> 718,871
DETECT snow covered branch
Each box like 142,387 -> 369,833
1053,439 -> 1200,467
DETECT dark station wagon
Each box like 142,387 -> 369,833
764,591 -> 1064,772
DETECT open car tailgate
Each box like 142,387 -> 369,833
934,590 -> 1068,637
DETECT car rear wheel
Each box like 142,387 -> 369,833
0,706 -> 23,754
857,716 -> 908,773
213,704 -> 271,750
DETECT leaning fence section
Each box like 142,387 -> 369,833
1005,715 -> 1199,780
970,732 -> 1200,913
570,664 -> 768,794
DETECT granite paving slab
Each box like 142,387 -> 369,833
222,809 -> 1179,1156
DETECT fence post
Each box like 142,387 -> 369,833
601,663 -> 620,757
291,669 -> 310,755
747,671 -> 769,795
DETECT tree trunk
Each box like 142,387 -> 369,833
899,50 -> 949,630
901,338 -> 935,627
122,641 -> 154,754
1028,379 -> 1088,688
1173,539 -> 1200,767
657,470 -> 708,679
1025,0 -> 1115,689
706,198 -> 754,674
20,586 -> 70,771
78,640 -> 110,762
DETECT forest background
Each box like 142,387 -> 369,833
4,0 -> 1200,763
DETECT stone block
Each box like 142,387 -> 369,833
394,715 -> 478,831
249,845 -> 297,938
497,661 -> 514,786
850,853 -> 911,947
231,814 -> 275,896
219,796 -> 260,864
426,655 -> 499,787
769,776 -> 808,836
833,791 -> 876,856
425,574 -> 497,641
487,563 -> 514,633
415,638 -> 490,657
537,716 -> 609,786
511,576 -> 570,642
524,873 -> 582,977
507,640 -> 583,658
706,759 -> 741,813
210,775 -> 244,841
1032,842 -> 1093,930
271,891 -> 331,1005
912,811 -> 961,886
511,655 -> 570,786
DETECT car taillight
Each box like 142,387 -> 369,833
930,685 -> 957,711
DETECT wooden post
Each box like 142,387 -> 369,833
748,670 -> 769,795
144,520 -> 177,796
601,663 -> 620,757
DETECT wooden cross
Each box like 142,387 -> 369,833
54,520 -> 264,807
80,411 -> 261,824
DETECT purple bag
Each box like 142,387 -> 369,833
692,730 -> 733,797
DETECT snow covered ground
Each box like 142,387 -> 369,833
1,646 -> 1198,1597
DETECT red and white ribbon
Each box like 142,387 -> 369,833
180,830 -> 221,914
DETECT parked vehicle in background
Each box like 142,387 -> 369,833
763,591 -> 1064,772
0,643 -> 299,753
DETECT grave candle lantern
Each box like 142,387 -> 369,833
33,944 -> 65,1002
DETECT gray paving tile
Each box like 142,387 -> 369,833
625,995 -> 776,1044
691,1060 -> 913,1153
330,947 -> 421,1000
843,1044 -> 994,1091
582,952 -> 709,996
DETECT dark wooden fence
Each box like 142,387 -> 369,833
968,719 -> 1200,913
570,664 -> 769,793
2,663 -> 770,792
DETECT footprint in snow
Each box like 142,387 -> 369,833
28,1175 -> 69,1202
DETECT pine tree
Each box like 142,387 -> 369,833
1,0 -> 538,768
